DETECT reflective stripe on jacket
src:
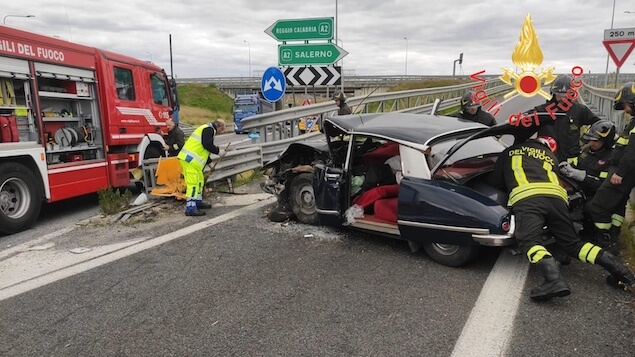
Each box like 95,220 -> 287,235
499,141 -> 568,206
178,123 -> 215,170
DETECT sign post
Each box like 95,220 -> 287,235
603,27 -> 635,88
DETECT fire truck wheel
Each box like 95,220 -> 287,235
0,162 -> 42,235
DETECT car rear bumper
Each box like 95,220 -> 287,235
471,215 -> 516,247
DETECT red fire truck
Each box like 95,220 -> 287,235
0,25 -> 178,234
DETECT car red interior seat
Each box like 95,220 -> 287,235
352,184 -> 399,210
374,198 -> 398,222
362,142 -> 400,164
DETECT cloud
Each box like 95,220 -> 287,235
2,0 -> 633,78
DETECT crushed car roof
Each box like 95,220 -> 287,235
324,113 -> 488,145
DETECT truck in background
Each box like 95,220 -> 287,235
232,93 -> 274,134
0,25 -> 178,234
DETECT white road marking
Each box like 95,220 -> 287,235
0,226 -> 76,260
450,249 -> 529,357
0,197 -> 276,302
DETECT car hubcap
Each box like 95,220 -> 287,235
295,185 -> 315,214
0,178 -> 29,219
432,243 -> 460,256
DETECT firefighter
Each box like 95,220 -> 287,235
586,82 -> 635,250
177,119 -> 226,216
534,74 -> 600,162
558,120 -> 616,201
158,118 -> 185,157
489,135 -> 635,301
333,91 -> 352,115
451,91 -> 496,126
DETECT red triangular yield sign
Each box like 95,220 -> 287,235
603,39 -> 635,68
301,98 -> 311,106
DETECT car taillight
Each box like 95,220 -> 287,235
501,220 -> 510,231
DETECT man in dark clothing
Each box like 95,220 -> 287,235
534,75 -> 600,162
161,118 -> 185,157
586,82 -> 635,249
333,91 -> 352,115
489,135 -> 635,301
177,119 -> 226,216
559,120 -> 616,201
451,91 -> 496,126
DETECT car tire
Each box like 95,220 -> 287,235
0,162 -> 42,235
423,242 -> 479,267
289,173 -> 318,225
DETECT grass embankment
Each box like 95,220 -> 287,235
364,78 -> 472,114
177,84 -> 233,126
621,204 -> 635,269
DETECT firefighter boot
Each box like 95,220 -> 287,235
196,200 -> 212,209
185,209 -> 206,216
595,251 -> 635,291
530,257 -> 571,302
592,230 -> 617,252
185,199 -> 206,216
609,225 -> 622,242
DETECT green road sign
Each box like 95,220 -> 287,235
278,43 -> 348,66
265,17 -> 334,41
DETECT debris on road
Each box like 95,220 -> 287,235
69,247 -> 92,254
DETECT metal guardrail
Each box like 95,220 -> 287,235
207,145 -> 263,182
167,76 -> 634,186
166,79 -> 510,184
580,82 -> 627,130
240,78 -> 507,139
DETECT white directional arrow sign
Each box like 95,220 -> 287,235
283,66 -> 341,86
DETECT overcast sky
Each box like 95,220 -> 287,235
3,0 -> 635,78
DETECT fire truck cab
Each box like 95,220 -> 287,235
0,25 -> 178,234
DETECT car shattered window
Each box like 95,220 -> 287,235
429,136 -> 505,167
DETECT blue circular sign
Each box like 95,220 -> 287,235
261,66 -> 286,102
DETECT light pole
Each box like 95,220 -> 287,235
3,14 -> 35,25
243,40 -> 251,77
146,51 -> 152,63
337,38 -> 345,92
604,0 -> 616,86
404,37 -> 408,76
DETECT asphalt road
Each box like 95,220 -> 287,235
1,93 -> 634,356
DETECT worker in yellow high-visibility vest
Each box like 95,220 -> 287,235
177,119 -> 226,216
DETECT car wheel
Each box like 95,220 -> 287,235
422,242 -> 479,267
0,162 -> 42,234
289,173 -> 318,225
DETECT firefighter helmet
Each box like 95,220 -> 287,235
536,135 -> 558,153
613,82 -> 635,110
460,91 -> 480,110
333,91 -> 346,101
550,75 -> 573,95
582,120 -> 616,148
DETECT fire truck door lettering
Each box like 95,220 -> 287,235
116,107 -> 160,125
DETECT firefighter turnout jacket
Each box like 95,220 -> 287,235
535,99 -> 600,162
568,146 -> 612,199
489,140 -> 567,206
609,118 -> 635,178
451,107 -> 497,127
